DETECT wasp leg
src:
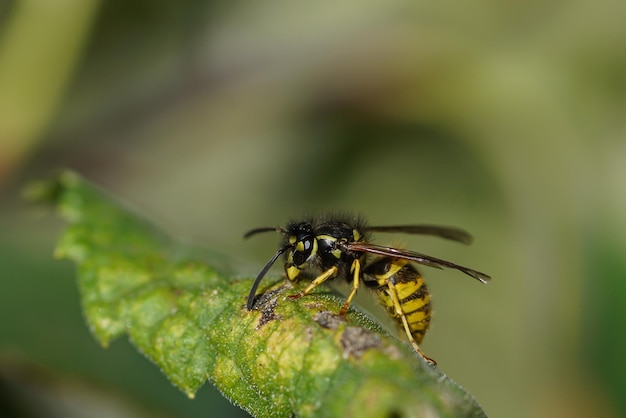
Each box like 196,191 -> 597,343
387,281 -> 436,365
288,266 -> 338,300
339,259 -> 361,316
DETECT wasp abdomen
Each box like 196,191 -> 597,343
363,257 -> 433,347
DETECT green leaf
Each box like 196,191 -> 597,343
31,170 -> 487,418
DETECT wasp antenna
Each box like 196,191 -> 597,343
244,226 -> 282,239
246,245 -> 289,310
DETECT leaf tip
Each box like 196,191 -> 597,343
23,178 -> 60,205
23,169 -> 80,206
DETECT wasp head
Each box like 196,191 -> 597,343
285,222 -> 318,280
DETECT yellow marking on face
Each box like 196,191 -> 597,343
287,265 -> 300,281
289,236 -> 297,244
352,229 -> 361,241
296,241 -> 305,252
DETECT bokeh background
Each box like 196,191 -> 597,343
1,1 -> 625,417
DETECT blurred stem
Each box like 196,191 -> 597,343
0,0 -> 100,186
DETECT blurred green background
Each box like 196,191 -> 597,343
1,1 -> 625,417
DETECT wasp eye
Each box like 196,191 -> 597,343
292,250 -> 308,266
292,237 -> 315,266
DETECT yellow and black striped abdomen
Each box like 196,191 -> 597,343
363,257 -> 433,351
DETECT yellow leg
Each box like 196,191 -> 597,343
387,281 -> 436,365
339,259 -> 361,316
288,266 -> 338,300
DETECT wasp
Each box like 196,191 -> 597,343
244,215 -> 490,363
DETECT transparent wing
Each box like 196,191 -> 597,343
364,225 -> 473,245
344,242 -> 491,283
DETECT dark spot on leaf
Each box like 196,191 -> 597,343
248,283 -> 289,311
340,326 -> 381,359
251,284 -> 288,330
313,311 -> 345,330
256,297 -> 281,330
